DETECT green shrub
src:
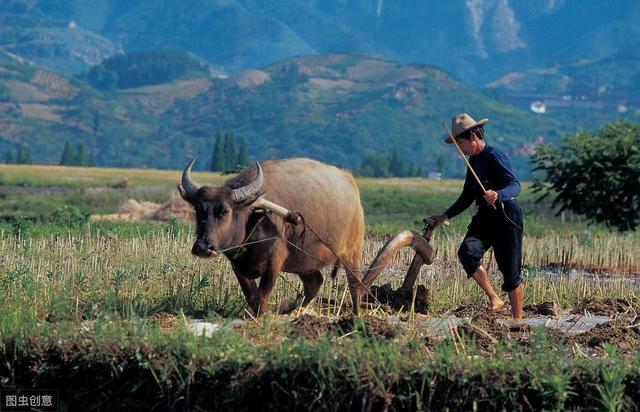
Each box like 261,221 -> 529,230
49,205 -> 91,227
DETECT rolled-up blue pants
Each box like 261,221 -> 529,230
457,200 -> 523,292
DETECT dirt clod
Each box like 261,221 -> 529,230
573,318 -> 640,353
369,283 -> 429,314
290,314 -> 332,339
290,314 -> 397,339
524,301 -> 561,317
570,298 -> 639,316
455,312 -> 534,352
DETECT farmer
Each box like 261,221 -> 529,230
428,113 -> 524,319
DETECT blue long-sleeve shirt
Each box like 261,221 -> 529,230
444,145 -> 521,219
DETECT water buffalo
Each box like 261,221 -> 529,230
179,157 -> 433,316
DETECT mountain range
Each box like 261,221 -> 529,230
0,0 -> 639,177
2,0 -> 639,84
0,53 -> 565,177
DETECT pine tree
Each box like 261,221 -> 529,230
236,137 -> 249,167
60,141 -> 74,165
408,161 -> 420,177
16,147 -> 31,164
75,141 -> 86,166
16,148 -> 25,164
389,148 -> 406,177
223,132 -> 237,171
24,149 -> 32,164
5,149 -> 14,164
437,154 -> 446,177
210,133 -> 225,171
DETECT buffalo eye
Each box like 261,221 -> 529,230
213,205 -> 229,218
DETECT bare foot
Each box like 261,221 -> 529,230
489,298 -> 505,312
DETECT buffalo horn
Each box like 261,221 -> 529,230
231,163 -> 264,202
181,158 -> 200,197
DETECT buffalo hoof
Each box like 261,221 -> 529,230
278,298 -> 303,315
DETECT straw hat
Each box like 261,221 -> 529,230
445,113 -> 488,143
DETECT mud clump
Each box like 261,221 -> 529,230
290,314 -> 333,339
290,314 -> 397,339
524,301 -> 561,317
453,301 -> 485,318
456,312 -> 534,352
369,283 -> 429,314
570,298 -> 639,316
334,315 -> 398,339
573,318 -> 640,353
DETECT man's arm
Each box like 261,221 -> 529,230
492,151 -> 521,202
443,170 -> 475,219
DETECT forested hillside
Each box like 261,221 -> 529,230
0,52 -> 564,177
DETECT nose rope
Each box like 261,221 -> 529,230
217,236 -> 281,255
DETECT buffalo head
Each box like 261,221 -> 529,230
178,159 -> 264,258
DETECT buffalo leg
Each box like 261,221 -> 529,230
255,250 -> 288,316
279,271 -> 324,314
234,273 -> 260,313
345,267 -> 364,315
302,271 -> 324,305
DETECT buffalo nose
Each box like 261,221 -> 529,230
192,240 -> 218,258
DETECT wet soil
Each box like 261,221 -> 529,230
572,317 -> 640,353
543,262 -> 640,276
286,300 -> 640,354
369,283 -> 429,314
290,314 -> 397,340
290,314 -> 332,339
455,311 -> 533,352
570,297 -> 639,316
452,301 -> 511,318
524,301 -> 561,317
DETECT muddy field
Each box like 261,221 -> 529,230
271,296 -> 640,355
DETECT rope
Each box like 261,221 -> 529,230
214,208 -> 432,308
499,202 -> 524,232
296,219 -> 384,305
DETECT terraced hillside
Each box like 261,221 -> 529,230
1,53 -> 562,176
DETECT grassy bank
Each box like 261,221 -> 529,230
1,315 -> 639,411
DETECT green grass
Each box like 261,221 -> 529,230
1,312 -> 639,410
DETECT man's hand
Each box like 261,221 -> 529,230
483,190 -> 498,205
425,214 -> 449,227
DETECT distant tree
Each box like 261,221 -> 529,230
16,147 -> 32,164
60,141 -> 74,165
83,49 -> 208,90
532,120 -> 640,231
85,65 -> 118,91
5,149 -> 14,164
236,137 -> 250,167
75,141 -> 86,166
407,161 -> 420,177
389,148 -> 406,177
210,133 -> 225,172
358,154 -> 391,177
437,154 -> 446,177
92,110 -> 101,133
223,132 -> 237,171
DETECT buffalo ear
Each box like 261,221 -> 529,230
177,184 -> 191,202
